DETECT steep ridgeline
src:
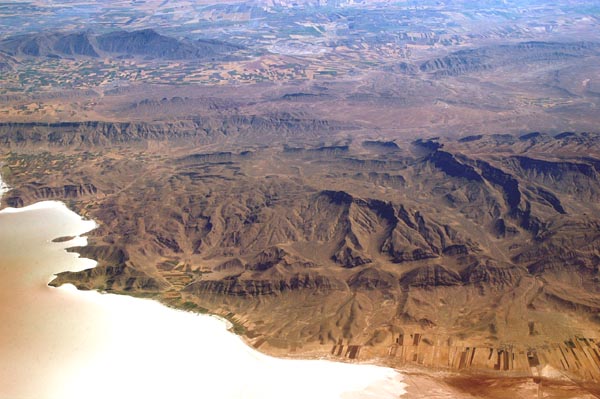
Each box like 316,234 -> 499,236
3,127 -> 600,387
0,117 -> 354,148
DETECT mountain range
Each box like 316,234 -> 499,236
0,29 -> 242,60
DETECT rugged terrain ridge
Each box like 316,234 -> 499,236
2,124 -> 600,388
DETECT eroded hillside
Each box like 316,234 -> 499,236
2,124 -> 600,394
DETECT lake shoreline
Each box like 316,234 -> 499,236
0,188 -> 409,399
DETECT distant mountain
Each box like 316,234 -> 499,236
52,32 -> 99,57
96,29 -> 231,60
0,29 -> 241,60
0,31 -> 98,58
